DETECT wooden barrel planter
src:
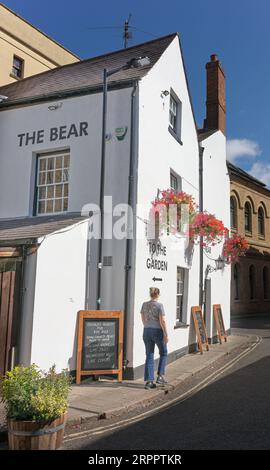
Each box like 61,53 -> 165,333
7,413 -> 67,450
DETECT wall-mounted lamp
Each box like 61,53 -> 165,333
48,102 -> 63,111
205,256 -> 225,278
161,90 -> 170,98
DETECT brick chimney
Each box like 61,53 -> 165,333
203,54 -> 226,135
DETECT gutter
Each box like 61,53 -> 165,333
199,144 -> 204,307
0,79 -> 139,110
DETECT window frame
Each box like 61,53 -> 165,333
258,206 -> 265,238
230,196 -> 237,230
11,55 -> 24,79
175,266 -> 189,326
170,170 -> 182,193
34,150 -> 70,216
168,89 -> 183,145
244,201 -> 252,234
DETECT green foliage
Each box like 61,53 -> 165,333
0,364 -> 72,422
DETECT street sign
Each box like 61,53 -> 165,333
213,304 -> 227,344
191,306 -> 209,354
76,310 -> 124,384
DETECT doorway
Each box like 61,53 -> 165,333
0,257 -> 22,375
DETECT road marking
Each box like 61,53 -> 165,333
65,336 -> 261,443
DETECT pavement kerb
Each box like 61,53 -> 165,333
64,333 -> 258,431
0,334 -> 258,443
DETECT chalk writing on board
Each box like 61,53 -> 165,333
82,319 -> 119,370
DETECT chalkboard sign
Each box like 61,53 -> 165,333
191,306 -> 209,354
76,310 -> 124,384
213,304 -> 227,344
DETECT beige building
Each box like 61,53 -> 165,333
228,161 -> 270,315
0,3 -> 79,86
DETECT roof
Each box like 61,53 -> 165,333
227,161 -> 267,188
0,3 -> 80,60
197,129 -> 218,142
0,213 -> 89,243
0,33 -> 177,106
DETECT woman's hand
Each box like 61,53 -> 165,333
164,334 -> 169,344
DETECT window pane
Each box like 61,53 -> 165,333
47,158 -> 55,170
64,154 -> 70,167
46,200 -> 53,213
54,199 -> 62,212
39,159 -> 47,171
38,201 -> 45,214
39,172 -> 46,185
56,156 -> 63,169
47,186 -> 54,199
55,184 -> 63,198
63,198 -> 68,211
36,153 -> 70,215
38,187 -> 46,200
46,172 -> 54,184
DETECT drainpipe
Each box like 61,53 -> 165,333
199,144 -> 204,307
123,82 -> 138,371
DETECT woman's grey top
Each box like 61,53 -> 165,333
140,300 -> 165,329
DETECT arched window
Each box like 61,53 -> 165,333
263,266 -> 269,300
245,202 -> 252,234
249,265 -> 255,300
258,207 -> 265,237
230,197 -> 237,230
233,264 -> 240,300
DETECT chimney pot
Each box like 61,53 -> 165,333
211,54 -> 218,62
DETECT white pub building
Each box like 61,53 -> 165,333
0,33 -> 230,379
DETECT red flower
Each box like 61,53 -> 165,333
223,233 -> 249,263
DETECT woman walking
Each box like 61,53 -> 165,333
140,287 -> 168,389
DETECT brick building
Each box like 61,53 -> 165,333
228,161 -> 270,315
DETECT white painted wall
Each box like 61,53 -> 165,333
30,220 -> 89,371
201,131 -> 231,334
132,36 -> 200,368
0,88 -> 132,218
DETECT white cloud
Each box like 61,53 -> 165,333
227,139 -> 261,163
248,162 -> 270,188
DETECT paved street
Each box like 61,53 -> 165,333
64,315 -> 270,450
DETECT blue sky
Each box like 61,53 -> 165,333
3,0 -> 270,184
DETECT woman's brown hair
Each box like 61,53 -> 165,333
149,287 -> 160,299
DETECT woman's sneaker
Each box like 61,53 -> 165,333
156,375 -> 168,385
144,381 -> 157,390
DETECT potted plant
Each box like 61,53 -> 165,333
0,364 -> 72,450
223,233 -> 249,263
189,212 -> 226,247
151,189 -> 197,235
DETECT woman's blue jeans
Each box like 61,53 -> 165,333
143,328 -> 168,381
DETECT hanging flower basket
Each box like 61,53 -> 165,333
189,212 -> 226,247
222,233 -> 249,263
151,189 -> 197,235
